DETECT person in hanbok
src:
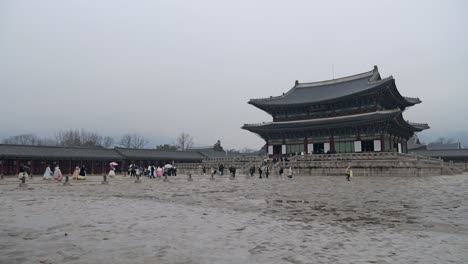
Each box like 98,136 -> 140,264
287,167 -> 293,179
18,164 -> 29,180
156,166 -> 163,177
72,166 -> 80,180
108,164 -> 116,177
345,166 -> 353,181
53,165 -> 63,181
43,165 -> 53,180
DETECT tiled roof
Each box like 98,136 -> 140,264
243,109 -> 402,131
115,148 -> 204,161
426,143 -> 462,150
248,66 -> 420,107
0,144 -> 123,160
410,149 -> 468,158
0,144 -> 205,161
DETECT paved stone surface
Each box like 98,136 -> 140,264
0,174 -> 467,264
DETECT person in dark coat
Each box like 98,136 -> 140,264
79,165 -> 86,177
229,165 -> 236,178
279,167 -> 284,177
258,167 -> 263,179
219,164 -> 224,175
265,166 -> 269,179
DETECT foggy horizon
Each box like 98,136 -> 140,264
1,0 -> 467,150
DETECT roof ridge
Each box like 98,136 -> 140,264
296,68 -> 375,88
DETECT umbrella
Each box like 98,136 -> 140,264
109,162 -> 118,166
164,164 -> 173,169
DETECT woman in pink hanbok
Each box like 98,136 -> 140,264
108,164 -> 116,177
72,166 -> 80,179
156,166 -> 163,177
53,165 -> 63,181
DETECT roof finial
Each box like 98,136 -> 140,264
373,65 -> 378,71
295,80 -> 299,86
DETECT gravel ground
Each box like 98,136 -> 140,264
0,174 -> 467,264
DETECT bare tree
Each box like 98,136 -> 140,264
432,137 -> 455,144
156,144 -> 178,151
119,133 -> 148,149
119,134 -> 133,148
2,134 -> 38,145
54,129 -> 112,148
176,132 -> 194,151
102,136 -> 115,148
241,147 -> 257,153
36,137 -> 58,146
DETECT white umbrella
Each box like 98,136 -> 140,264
109,162 -> 118,166
164,164 -> 173,169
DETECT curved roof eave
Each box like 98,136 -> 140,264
242,109 -> 402,132
249,78 -> 394,114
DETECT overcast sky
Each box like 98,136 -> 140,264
1,0 -> 467,150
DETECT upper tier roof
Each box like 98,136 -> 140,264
248,66 -> 420,109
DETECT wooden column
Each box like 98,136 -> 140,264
330,130 -> 335,153
380,134 -> 385,152
30,160 -> 34,175
304,136 -> 308,154
16,159 -> 19,174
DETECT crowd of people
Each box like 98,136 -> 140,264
127,163 -> 177,178
18,158 -> 353,182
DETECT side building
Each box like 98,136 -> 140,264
0,144 -> 204,176
242,66 -> 429,156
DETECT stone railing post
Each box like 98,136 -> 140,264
101,174 -> 109,185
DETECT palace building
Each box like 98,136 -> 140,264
242,66 -> 429,156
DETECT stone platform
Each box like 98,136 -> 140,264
177,152 -> 464,177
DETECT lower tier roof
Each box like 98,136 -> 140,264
242,109 -> 429,134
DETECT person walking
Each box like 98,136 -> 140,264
156,166 -> 163,177
130,164 -> 136,177
150,165 -> 155,178
79,165 -> 86,177
258,167 -> 263,179
345,166 -> 352,181
202,165 -> 206,176
108,164 -> 116,177
287,167 -> 293,179
210,167 -> 216,179
53,165 -> 63,181
43,165 -> 53,180
279,166 -> 284,178
72,166 -> 80,180
265,166 -> 269,179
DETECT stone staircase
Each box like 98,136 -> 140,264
177,152 -> 462,177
